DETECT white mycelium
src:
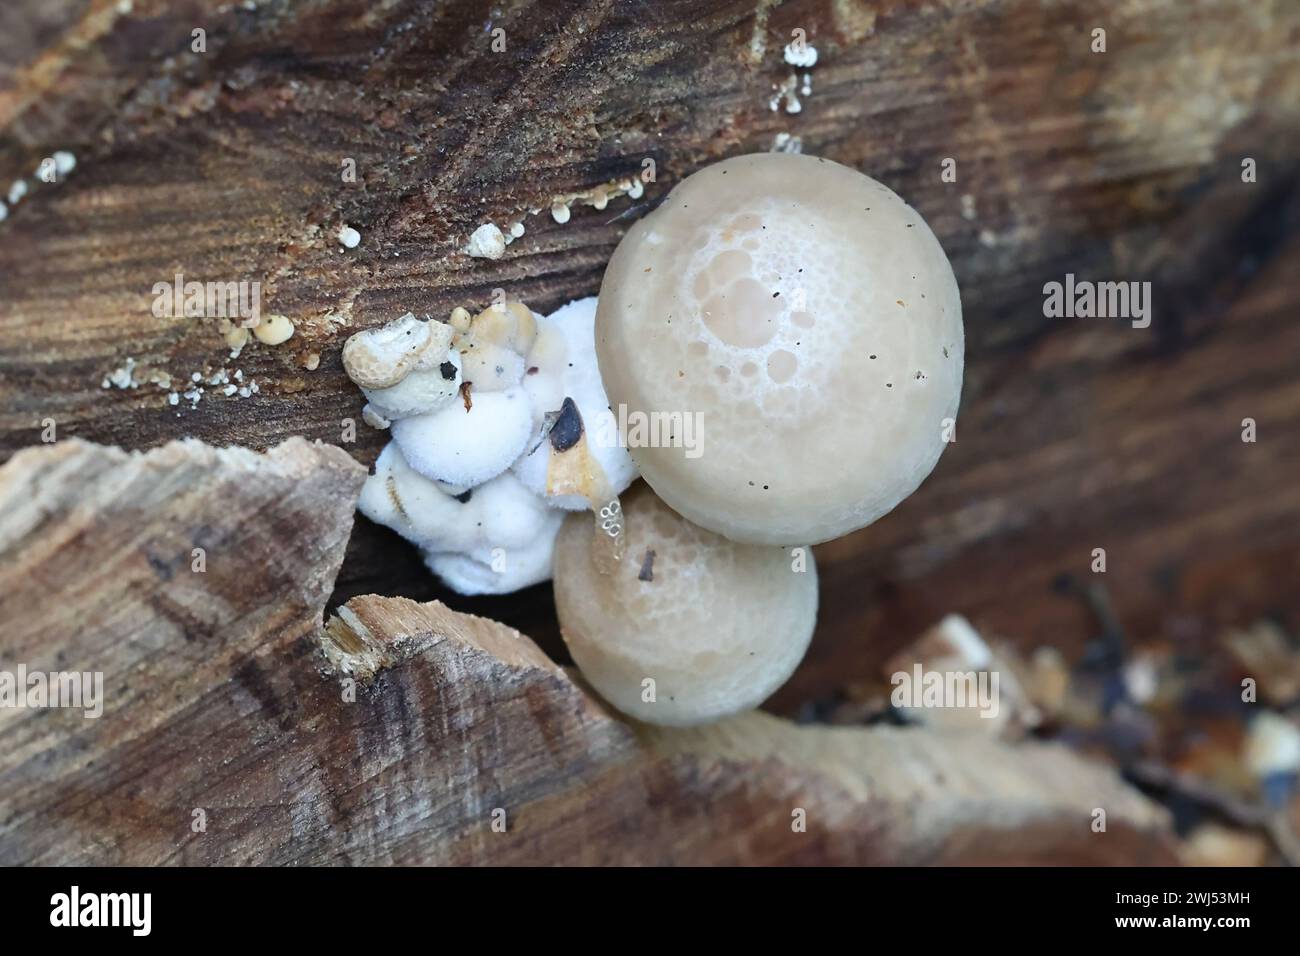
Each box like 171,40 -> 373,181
345,299 -> 637,596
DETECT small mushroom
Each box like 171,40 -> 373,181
465,222 -> 507,259
595,152 -> 964,544
552,484 -> 818,726
342,312 -> 452,390
450,301 -> 537,392
390,386 -> 533,488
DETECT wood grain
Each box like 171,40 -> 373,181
0,437 -> 1175,864
1,0 -> 1298,722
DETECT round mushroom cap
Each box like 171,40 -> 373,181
595,153 -> 963,545
553,484 -> 817,726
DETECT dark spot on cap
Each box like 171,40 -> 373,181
453,489 -> 473,504
440,361 -> 456,380
549,397 -> 584,452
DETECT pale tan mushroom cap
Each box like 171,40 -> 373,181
554,484 -> 817,726
596,153 -> 963,544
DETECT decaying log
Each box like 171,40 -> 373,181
0,438 -> 1175,864
3,0 -> 1298,704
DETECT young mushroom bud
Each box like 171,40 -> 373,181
595,153 -> 964,545
553,484 -> 817,726
359,442 -> 553,554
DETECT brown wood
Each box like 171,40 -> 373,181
0,437 -> 1175,863
0,0 -> 1297,861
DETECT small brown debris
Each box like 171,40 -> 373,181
638,548 -> 656,582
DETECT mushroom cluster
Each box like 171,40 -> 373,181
347,153 -> 962,727
345,298 -> 638,594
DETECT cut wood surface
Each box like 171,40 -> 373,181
1,2 -> 1298,765
0,438 -> 1175,864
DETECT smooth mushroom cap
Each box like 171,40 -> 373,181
553,484 -> 817,726
595,152 -> 964,545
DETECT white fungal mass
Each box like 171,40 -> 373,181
346,298 -> 637,595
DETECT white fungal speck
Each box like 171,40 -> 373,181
339,225 -> 361,249
509,222 -> 525,238
106,358 -> 138,389
191,372 -> 202,383
223,384 -> 238,396
168,392 -> 179,405
627,179 -> 644,200
769,74 -> 801,114
783,42 -> 818,68
550,203 -> 571,224
0,201 -> 7,222
772,132 -> 803,154
466,222 -> 507,259
7,180 -> 27,205
53,151 -> 76,176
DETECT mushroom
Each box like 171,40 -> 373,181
594,152 -> 964,544
390,386 -> 533,488
552,484 -> 817,726
253,313 -> 295,346
451,301 -> 537,392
